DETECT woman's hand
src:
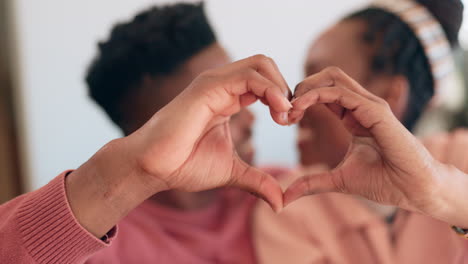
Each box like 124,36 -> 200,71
284,67 -> 468,227
127,55 -> 291,211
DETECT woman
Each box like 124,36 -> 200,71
254,0 -> 468,263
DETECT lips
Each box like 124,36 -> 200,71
297,127 -> 316,148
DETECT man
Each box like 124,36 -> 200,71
85,3 -> 258,263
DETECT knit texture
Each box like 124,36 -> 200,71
0,172 -> 114,264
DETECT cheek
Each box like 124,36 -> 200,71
303,106 -> 339,134
298,106 -> 352,165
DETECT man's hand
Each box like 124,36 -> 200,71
130,55 -> 291,208
67,55 -> 291,237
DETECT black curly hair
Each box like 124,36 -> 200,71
86,2 -> 216,126
345,0 -> 464,130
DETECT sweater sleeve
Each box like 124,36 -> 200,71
0,171 -> 116,264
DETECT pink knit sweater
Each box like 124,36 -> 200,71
85,185 -> 256,263
0,172 -> 110,263
0,172 -> 256,264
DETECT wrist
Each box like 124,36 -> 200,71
428,162 -> 468,228
66,138 -> 165,237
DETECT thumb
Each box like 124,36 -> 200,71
231,156 -> 283,212
283,172 -> 338,207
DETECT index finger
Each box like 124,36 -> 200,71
294,67 -> 378,102
225,55 -> 292,98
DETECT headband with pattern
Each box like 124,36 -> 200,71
370,0 -> 456,95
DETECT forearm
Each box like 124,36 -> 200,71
66,138 -> 166,238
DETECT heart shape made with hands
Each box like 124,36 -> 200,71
247,67 -> 443,217
138,56 -> 444,219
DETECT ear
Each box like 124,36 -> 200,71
383,75 -> 409,120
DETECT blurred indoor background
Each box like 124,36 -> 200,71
1,0 -> 468,203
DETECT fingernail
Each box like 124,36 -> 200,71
282,97 -> 293,109
280,112 -> 288,124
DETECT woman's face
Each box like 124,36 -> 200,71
299,19 -> 391,168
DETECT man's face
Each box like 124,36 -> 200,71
126,43 -> 256,165
230,109 -> 255,165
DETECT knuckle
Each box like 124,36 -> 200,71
265,56 -> 275,66
294,82 -> 309,97
252,54 -> 268,61
324,66 -> 345,78
242,68 -> 257,81
251,54 -> 271,67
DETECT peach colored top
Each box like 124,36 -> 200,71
253,191 -> 468,264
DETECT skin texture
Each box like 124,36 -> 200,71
66,55 -> 291,237
119,43 -> 257,210
62,19 -> 468,244
293,20 -> 468,228
65,56 -> 468,240
285,67 -> 468,228
299,20 -> 408,168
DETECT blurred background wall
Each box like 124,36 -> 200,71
11,0 -> 367,190
10,0 -> 376,191
0,0 -> 22,203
